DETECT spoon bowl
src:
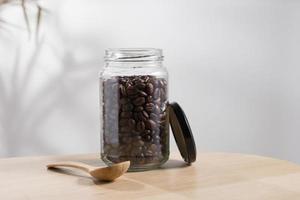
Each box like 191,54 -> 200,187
47,161 -> 130,181
89,161 -> 130,181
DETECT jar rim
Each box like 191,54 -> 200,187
105,48 -> 163,62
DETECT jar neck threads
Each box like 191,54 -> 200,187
105,48 -> 163,63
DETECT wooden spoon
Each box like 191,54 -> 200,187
47,161 -> 130,181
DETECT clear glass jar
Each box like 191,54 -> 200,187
99,48 -> 169,171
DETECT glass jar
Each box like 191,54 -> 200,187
99,48 -> 169,171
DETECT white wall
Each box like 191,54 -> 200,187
0,0 -> 300,163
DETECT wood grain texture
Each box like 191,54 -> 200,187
1,152 -> 300,200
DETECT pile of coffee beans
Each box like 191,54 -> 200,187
101,75 -> 169,168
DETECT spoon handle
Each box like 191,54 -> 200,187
47,161 -> 94,173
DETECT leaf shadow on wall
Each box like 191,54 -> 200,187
0,37 -> 101,157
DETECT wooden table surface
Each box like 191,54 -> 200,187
1,152 -> 300,200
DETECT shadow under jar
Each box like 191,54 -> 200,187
100,48 -> 169,171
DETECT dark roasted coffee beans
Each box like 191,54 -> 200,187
101,75 -> 169,168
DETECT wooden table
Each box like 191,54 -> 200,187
1,153 -> 300,200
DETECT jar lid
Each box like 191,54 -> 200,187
169,102 -> 196,164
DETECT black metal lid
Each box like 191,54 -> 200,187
168,102 -> 196,164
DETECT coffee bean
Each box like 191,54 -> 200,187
145,150 -> 153,157
154,98 -> 161,105
120,111 -> 132,118
134,135 -> 142,140
134,106 -> 144,112
150,144 -> 158,152
154,105 -> 160,113
138,91 -> 148,97
145,103 -> 154,112
133,97 -> 146,106
128,94 -> 140,100
136,121 -> 145,132
133,140 -> 144,147
159,80 -> 165,87
119,85 -> 127,96
120,119 -> 128,126
136,83 -> 146,89
128,119 -> 136,128
127,86 -> 138,96
133,112 -> 139,121
125,81 -> 132,88
142,111 -> 149,119
146,83 -> 154,94
153,88 -> 160,99
143,134 -> 152,142
122,103 -> 134,111
145,119 -> 157,130
131,147 -> 143,156
160,89 -> 166,100
150,113 -> 158,120
153,135 -> 160,144
121,137 -> 131,144
147,96 -> 153,103
119,98 -> 129,105
136,112 -> 144,121
142,76 -> 149,82
120,126 -> 130,133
